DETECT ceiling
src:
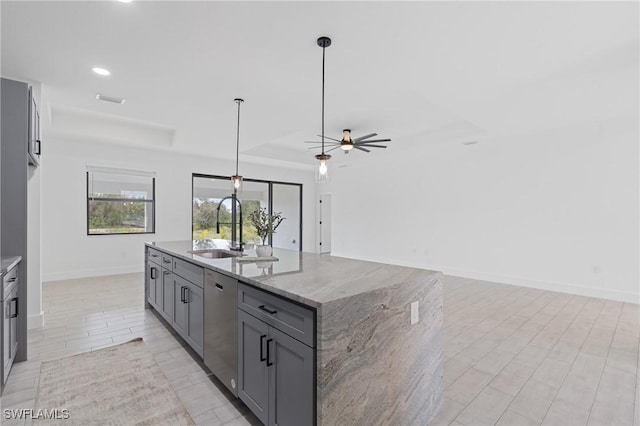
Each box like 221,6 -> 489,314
2,1 -> 638,169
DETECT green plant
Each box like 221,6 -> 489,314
248,208 -> 285,245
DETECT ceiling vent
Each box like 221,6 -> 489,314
95,93 -> 125,104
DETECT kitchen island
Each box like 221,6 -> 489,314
145,241 -> 443,425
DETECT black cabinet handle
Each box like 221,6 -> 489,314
185,287 -> 190,303
258,305 -> 277,315
215,283 -> 223,291
35,140 -> 41,155
163,270 -> 171,276
150,267 -> 157,280
10,297 -> 18,318
8,277 -> 16,283
163,259 -> 171,264
266,338 -> 273,366
180,286 -> 186,303
260,334 -> 267,362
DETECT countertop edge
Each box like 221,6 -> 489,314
145,242 -> 323,308
1,256 -> 22,276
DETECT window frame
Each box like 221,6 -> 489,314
191,173 -> 303,251
86,170 -> 156,236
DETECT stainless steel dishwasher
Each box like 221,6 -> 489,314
204,270 -> 238,397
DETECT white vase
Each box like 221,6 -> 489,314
256,245 -> 273,257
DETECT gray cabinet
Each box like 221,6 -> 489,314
238,284 -> 315,426
1,264 -> 19,390
185,281 -> 204,356
145,246 -> 205,358
27,87 -> 41,167
173,276 -> 189,336
161,270 -> 174,322
1,78 -> 29,373
172,275 -> 203,357
268,326 -> 314,426
146,263 -> 158,308
239,310 -> 270,424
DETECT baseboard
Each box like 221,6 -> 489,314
440,267 -> 639,304
28,311 -> 44,330
43,264 -> 143,282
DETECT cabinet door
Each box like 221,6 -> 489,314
9,290 -> 18,363
161,270 -> 174,322
185,282 -> 203,357
238,310 -> 269,425
3,287 -> 19,385
2,296 -> 10,383
173,278 -> 188,337
154,271 -> 163,309
268,327 -> 314,426
147,263 -> 158,307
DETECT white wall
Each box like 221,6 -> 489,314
41,138 -> 316,282
325,118 -> 639,303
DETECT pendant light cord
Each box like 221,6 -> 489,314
235,99 -> 241,176
321,44 -> 326,156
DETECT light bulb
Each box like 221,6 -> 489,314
231,175 -> 243,193
319,160 -> 327,175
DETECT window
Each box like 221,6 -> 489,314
87,166 -> 155,235
192,174 -> 302,250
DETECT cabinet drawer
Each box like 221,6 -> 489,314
238,283 -> 315,347
147,247 -> 162,266
173,258 -> 204,287
161,253 -> 174,270
2,267 -> 18,300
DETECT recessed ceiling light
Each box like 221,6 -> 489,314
118,0 -> 133,3
462,141 -> 479,146
92,67 -> 111,76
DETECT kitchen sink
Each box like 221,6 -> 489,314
188,249 -> 242,259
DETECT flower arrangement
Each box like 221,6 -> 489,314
248,208 -> 285,246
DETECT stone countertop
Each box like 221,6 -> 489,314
1,256 -> 21,276
146,240 -> 440,309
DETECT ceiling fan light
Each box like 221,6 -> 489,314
340,143 -> 354,151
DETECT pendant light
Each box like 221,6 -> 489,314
231,98 -> 244,193
315,36 -> 332,183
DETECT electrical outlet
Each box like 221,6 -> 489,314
411,301 -> 419,325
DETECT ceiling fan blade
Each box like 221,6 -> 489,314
316,135 -> 342,143
354,133 -> 377,142
325,146 -> 342,153
305,141 -> 339,145
357,139 -> 391,144
353,146 -> 371,153
355,144 -> 387,149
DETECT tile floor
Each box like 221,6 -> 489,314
1,273 -> 638,425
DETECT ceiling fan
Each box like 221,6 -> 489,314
306,129 -> 391,154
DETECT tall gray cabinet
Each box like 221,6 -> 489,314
1,78 -> 31,387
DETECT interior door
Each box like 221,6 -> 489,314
319,194 -> 331,254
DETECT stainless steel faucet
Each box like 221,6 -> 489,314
215,194 -> 244,252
